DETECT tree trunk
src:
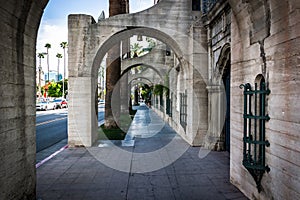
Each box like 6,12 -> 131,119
105,0 -> 129,128
105,44 -> 121,128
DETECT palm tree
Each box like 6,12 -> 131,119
37,53 -> 45,97
60,42 -> 68,98
44,43 -> 51,83
105,0 -> 129,128
130,42 -> 142,58
56,53 -> 62,82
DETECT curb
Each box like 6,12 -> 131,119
36,144 -> 68,168
36,119 -> 104,169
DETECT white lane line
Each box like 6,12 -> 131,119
36,117 -> 67,126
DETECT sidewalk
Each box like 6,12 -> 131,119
36,104 -> 247,200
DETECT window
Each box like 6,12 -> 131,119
192,0 -> 201,11
166,46 -> 171,56
160,93 -> 164,112
166,92 -> 172,117
202,0 -> 218,13
240,77 -> 270,192
180,90 -> 187,130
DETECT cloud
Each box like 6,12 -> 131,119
36,0 -> 155,76
131,0 -> 154,13
36,20 -> 68,75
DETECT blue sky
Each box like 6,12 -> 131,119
37,0 -> 154,74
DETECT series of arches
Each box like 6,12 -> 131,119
1,0 -> 299,199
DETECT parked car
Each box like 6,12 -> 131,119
36,98 -> 56,111
53,99 -> 68,109
53,99 -> 62,109
61,99 -> 68,108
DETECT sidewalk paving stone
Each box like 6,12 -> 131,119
37,105 -> 248,200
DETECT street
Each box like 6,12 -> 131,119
36,104 -> 104,163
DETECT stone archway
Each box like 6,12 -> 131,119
68,19 -> 208,147
130,77 -> 153,87
112,64 -> 162,128
122,63 -> 165,83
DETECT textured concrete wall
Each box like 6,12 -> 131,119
229,0 -> 300,199
0,0 -> 47,199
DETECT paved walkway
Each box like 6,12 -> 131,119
37,104 -> 247,200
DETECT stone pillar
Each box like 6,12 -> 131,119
68,77 -> 98,147
119,39 -> 130,131
68,14 -> 98,147
120,74 -> 129,113
120,39 -> 130,114
205,85 -> 225,150
135,85 -> 141,105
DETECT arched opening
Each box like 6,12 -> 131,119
111,64 -> 160,131
88,28 -> 185,135
221,58 -> 231,152
91,27 -> 184,76
121,63 -> 165,81
216,43 -> 231,152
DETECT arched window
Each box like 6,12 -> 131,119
240,75 -> 270,192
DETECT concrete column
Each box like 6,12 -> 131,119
120,73 -> 129,113
121,39 -> 130,114
68,14 -> 97,147
68,77 -> 98,147
205,85 -> 225,150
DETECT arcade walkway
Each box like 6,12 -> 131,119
36,105 -> 247,200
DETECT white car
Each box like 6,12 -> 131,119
36,99 -> 56,111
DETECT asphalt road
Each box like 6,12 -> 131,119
36,109 -> 68,152
36,104 -> 105,163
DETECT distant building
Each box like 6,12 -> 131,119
44,70 -> 62,82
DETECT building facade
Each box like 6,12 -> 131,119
44,70 -> 62,82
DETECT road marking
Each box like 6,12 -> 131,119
36,117 -> 67,126
36,144 -> 68,168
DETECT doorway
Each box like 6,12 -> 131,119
222,61 -> 231,152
